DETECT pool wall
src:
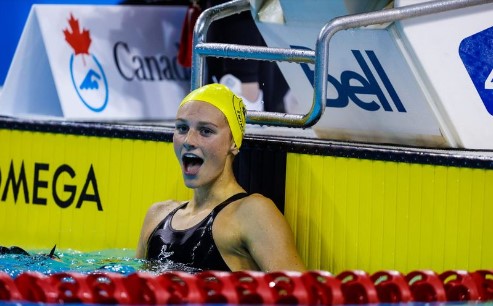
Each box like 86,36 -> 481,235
1,117 -> 492,274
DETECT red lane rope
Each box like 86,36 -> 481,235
0,269 -> 492,304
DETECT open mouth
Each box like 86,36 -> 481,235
182,153 -> 204,175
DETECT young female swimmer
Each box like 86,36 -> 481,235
136,84 -> 306,272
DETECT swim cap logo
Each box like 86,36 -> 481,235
459,26 -> 493,116
63,14 -> 109,112
232,94 -> 246,134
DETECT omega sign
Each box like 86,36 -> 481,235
0,161 -> 102,211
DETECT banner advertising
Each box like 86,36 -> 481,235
396,0 -> 493,149
0,128 -> 191,250
253,0 -> 446,148
253,0 -> 493,149
0,5 -> 190,120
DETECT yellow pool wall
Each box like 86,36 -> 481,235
285,153 -> 493,274
1,124 -> 492,275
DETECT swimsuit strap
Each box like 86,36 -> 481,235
165,192 -> 249,232
213,192 -> 249,213
167,202 -> 188,219
170,192 -> 249,219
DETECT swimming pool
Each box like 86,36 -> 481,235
0,248 -> 139,278
1,248 -> 492,305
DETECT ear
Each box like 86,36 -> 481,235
230,141 -> 240,156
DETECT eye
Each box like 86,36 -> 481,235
199,127 -> 215,136
175,123 -> 188,134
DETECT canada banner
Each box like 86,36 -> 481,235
0,5 -> 189,120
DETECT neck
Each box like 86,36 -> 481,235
192,180 -> 244,210
189,154 -> 244,210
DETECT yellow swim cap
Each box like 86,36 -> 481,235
179,83 -> 246,148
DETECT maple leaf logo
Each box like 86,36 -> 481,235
63,14 -> 91,56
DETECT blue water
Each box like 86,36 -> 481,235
0,249 -> 141,277
0,248 -> 205,278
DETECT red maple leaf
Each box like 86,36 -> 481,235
63,14 -> 91,55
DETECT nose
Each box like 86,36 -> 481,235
183,130 -> 197,150
183,142 -> 194,150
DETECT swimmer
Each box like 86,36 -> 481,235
136,84 -> 306,272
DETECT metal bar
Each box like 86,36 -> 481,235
191,0 -> 251,90
195,43 -> 316,64
191,0 -> 320,127
314,0 -> 493,128
191,0 -> 493,128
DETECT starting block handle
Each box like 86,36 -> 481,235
191,0 -> 492,128
191,0 -> 319,127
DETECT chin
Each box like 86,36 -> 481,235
184,181 -> 198,189
182,176 -> 201,189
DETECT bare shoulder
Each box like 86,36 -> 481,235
136,199 -> 184,258
226,193 -> 286,229
218,193 -> 282,232
234,193 -> 281,216
147,199 -> 180,215
141,199 -> 185,238
224,193 -> 306,271
144,199 -> 182,225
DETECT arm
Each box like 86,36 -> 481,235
135,201 -> 174,258
238,194 -> 306,272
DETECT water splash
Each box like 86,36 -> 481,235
0,248 -> 204,277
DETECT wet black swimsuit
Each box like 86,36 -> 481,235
146,193 -> 248,271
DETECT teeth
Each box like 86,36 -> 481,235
182,153 -> 203,165
182,153 -> 204,174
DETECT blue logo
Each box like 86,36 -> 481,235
64,14 -> 109,112
69,54 -> 109,112
293,46 -> 406,113
80,69 -> 101,90
459,26 -> 493,116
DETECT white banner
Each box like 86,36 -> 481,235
396,0 -> 493,149
0,5 -> 189,120
253,0 -> 493,149
253,0 -> 447,147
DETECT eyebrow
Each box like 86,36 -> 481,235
175,118 -> 219,128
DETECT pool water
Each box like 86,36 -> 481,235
0,247 -> 206,278
0,249 -> 141,277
